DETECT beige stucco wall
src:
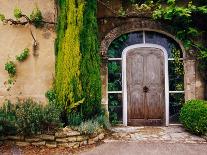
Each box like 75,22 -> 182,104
0,0 -> 56,105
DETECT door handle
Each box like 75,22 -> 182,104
143,86 -> 149,93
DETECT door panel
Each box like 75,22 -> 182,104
126,47 -> 165,126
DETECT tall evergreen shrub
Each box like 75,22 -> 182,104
55,0 -> 102,119
55,0 -> 84,111
79,0 -> 102,118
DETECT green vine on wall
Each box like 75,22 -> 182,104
4,48 -> 30,91
0,7 -> 56,55
153,0 -> 207,76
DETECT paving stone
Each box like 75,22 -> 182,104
107,126 -> 207,144
16,142 -> 30,147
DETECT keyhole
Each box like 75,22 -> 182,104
143,86 -> 149,93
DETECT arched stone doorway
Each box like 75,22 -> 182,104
100,21 -> 203,126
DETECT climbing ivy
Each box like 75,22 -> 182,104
152,0 -> 207,76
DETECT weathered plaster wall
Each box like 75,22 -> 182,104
0,0 -> 56,105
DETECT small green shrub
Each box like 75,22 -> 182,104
45,89 -> 56,102
14,7 -> 22,19
16,48 -> 29,62
71,115 -> 110,135
78,120 -> 101,135
96,115 -> 110,129
30,7 -> 43,27
15,99 -> 43,135
180,100 -> 207,135
5,61 -> 16,77
41,103 -> 62,133
68,112 -> 83,126
0,100 -> 16,136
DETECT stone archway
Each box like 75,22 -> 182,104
100,20 -> 200,124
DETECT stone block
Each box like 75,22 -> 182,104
55,129 -> 80,138
41,134 -> 55,141
76,136 -> 87,142
57,142 -> 71,148
0,141 -> 3,145
69,142 -> 80,148
16,142 -> 30,147
79,140 -> 87,146
7,136 -> 24,140
98,133 -> 105,140
46,141 -> 57,148
4,140 -> 15,145
55,132 -> 67,138
32,141 -> 46,146
88,139 -> 95,145
56,138 -> 68,143
0,136 -> 7,140
67,136 -> 76,142
67,131 -> 80,136
93,136 -> 99,142
25,137 -> 41,142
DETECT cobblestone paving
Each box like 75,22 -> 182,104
105,126 -> 207,144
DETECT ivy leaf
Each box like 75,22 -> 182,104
0,13 -> 5,21
167,0 -> 175,5
30,7 -> 43,27
187,27 -> 199,37
14,7 -> 22,19
197,6 -> 207,14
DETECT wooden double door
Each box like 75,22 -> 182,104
126,47 -> 165,126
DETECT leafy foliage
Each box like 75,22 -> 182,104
30,7 -> 43,27
0,100 -> 17,136
5,61 -> 16,77
72,115 -> 110,135
15,99 -> 43,135
14,7 -> 22,19
0,13 -> 5,21
180,100 -> 207,135
45,89 -> 56,103
0,99 -> 62,136
153,1 -> 207,74
16,48 -> 29,62
68,112 -> 84,126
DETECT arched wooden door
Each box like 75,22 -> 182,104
125,47 -> 165,126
